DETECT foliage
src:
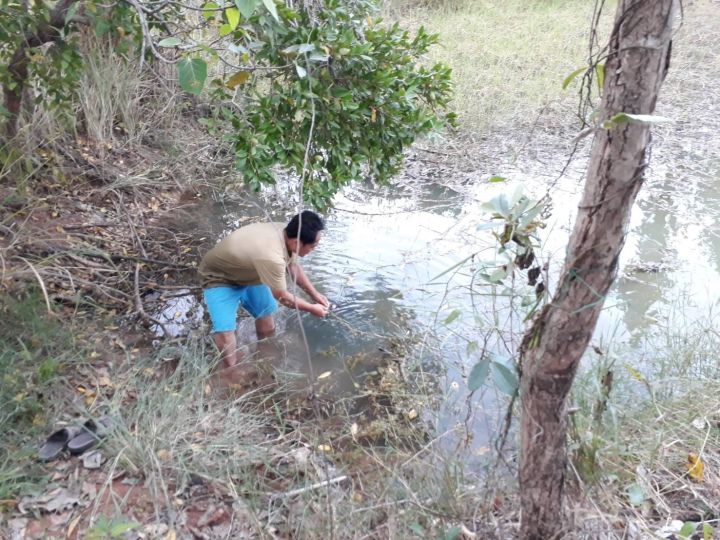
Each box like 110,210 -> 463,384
0,0 -> 140,122
191,0 -> 455,208
1,0 -> 453,208
460,183 -> 546,394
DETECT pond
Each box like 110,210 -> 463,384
153,131 -> 720,459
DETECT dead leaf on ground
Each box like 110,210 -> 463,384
49,511 -> 73,526
196,504 -> 230,528
67,515 -> 82,537
687,453 -> 705,481
82,450 -> 104,470
18,487 -> 82,514
8,518 -> 28,539
81,481 -> 97,499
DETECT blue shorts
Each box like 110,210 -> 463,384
203,284 -> 278,333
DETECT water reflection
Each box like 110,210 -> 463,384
615,179 -> 678,336
157,149 -> 720,454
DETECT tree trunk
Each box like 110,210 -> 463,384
518,1 -> 675,538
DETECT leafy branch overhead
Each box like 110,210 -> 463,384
183,0 -> 456,208
1,0 -> 453,207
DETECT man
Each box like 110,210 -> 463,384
199,211 -> 329,368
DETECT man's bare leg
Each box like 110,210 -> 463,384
212,330 -> 242,368
255,316 -> 276,340
255,316 -> 280,362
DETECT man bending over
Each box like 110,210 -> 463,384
199,211 -> 329,368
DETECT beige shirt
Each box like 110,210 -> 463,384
199,222 -> 294,290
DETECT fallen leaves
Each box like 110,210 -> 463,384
687,453 -> 704,482
18,488 -> 82,514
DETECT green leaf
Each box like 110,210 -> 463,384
468,359 -> 490,391
679,522 -> 697,539
443,309 -> 461,325
196,43 -> 220,59
64,2 -> 80,25
261,0 -> 279,22
703,523 -> 714,540
109,521 -> 139,536
603,112 -> 673,129
226,7 -> 240,29
562,67 -> 586,90
309,52 -> 328,62
177,58 -> 207,95
595,63 -> 605,91
475,222 -> 503,231
298,43 -> 315,54
235,0 -> 257,19
466,341 -> 478,355
158,37 -> 182,47
219,23 -> 232,36
488,175 -> 506,183
626,483 -> 645,506
202,2 -> 219,19
490,358 -> 519,396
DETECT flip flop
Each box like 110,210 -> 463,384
67,416 -> 114,455
38,425 -> 83,461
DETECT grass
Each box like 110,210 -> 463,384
0,291 -> 85,500
567,305 -> 720,535
386,0 -> 615,132
3,289 -> 719,537
77,36 -> 183,147
51,333 -> 498,538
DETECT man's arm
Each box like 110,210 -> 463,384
272,288 -> 328,317
287,262 -> 329,307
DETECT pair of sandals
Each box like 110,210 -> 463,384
38,416 -> 114,461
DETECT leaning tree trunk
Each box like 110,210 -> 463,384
518,1 -> 675,538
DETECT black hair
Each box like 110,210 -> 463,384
286,211 -> 324,245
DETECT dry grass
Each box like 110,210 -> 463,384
76,37 -> 184,147
386,0 -> 615,132
567,308 -> 720,538
54,336 -> 508,538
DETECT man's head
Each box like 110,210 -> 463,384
285,211 -> 325,257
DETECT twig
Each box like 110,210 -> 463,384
270,475 -> 348,499
134,263 -> 169,336
16,256 -> 53,315
78,250 -> 192,269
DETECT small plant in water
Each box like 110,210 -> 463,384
464,182 -> 547,396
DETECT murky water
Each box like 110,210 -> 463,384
153,131 -> 720,456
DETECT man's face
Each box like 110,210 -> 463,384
298,232 -> 321,257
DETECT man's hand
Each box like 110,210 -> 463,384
313,292 -> 330,308
308,303 -> 329,317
